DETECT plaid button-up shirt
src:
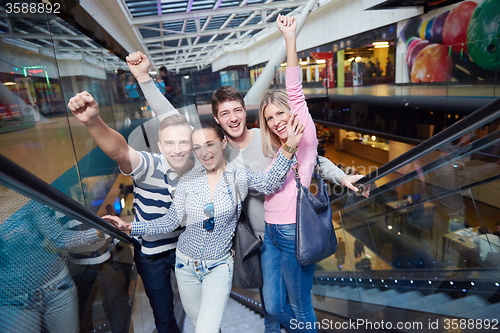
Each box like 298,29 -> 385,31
132,151 -> 295,260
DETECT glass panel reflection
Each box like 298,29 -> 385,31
0,188 -> 134,333
314,106 -> 500,324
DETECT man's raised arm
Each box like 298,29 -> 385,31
68,91 -> 140,174
126,51 -> 178,117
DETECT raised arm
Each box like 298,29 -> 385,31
126,51 -> 152,83
277,14 -> 318,181
277,14 -> 298,67
127,51 -> 178,117
68,92 -> 140,174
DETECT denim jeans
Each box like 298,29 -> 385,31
134,249 -> 180,333
0,268 -> 78,333
69,259 -> 133,333
261,223 -> 317,333
260,248 -> 282,333
175,250 -> 233,333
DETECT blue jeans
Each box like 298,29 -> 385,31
261,223 -> 317,333
134,249 -> 180,333
175,250 -> 233,333
0,268 -> 78,333
260,248 -> 282,333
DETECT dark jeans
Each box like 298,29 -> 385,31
134,249 -> 180,333
70,259 -> 133,333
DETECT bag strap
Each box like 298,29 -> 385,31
293,157 -> 323,181
315,156 -> 323,178
233,170 -> 246,218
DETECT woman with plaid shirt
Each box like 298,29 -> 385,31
105,119 -> 303,333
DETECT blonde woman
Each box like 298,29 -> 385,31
259,15 -> 318,332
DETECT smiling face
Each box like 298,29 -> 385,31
157,125 -> 193,171
192,128 -> 227,172
264,103 -> 291,142
214,100 -> 247,140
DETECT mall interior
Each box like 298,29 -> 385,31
1,0 -> 500,332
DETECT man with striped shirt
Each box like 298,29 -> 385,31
68,90 -> 192,333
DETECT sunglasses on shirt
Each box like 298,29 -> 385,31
203,202 -> 215,231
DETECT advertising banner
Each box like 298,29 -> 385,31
396,0 -> 500,84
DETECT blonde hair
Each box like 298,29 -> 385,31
259,90 -> 291,157
158,114 -> 190,137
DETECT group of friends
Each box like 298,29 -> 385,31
68,15 -> 366,333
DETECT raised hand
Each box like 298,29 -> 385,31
285,113 -> 304,150
126,51 -> 151,82
68,91 -> 99,124
276,14 -> 297,37
102,215 -> 132,232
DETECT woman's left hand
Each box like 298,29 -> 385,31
285,113 -> 304,149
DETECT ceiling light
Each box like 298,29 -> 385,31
372,41 -> 389,45
316,59 -> 326,64
374,45 -> 389,48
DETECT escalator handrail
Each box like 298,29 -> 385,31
348,97 -> 500,188
0,153 -> 139,246
339,129 -> 500,212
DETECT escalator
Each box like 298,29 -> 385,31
231,97 -> 500,332
1,97 -> 499,332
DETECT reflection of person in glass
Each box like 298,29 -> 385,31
0,197 -> 104,333
335,237 -> 347,269
125,75 -> 143,119
473,227 -> 500,261
65,217 -> 133,333
424,133 -> 500,232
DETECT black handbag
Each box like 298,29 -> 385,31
295,158 -> 337,266
232,175 -> 263,289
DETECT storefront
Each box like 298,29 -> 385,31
252,24 -> 397,89
342,130 -> 390,164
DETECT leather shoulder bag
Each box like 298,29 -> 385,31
295,157 -> 337,266
232,172 -> 263,289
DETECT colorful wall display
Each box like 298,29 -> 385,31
396,0 -> 500,84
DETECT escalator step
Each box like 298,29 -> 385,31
424,295 -> 491,316
359,289 -> 402,305
385,290 -> 425,305
396,292 -> 453,310
359,287 -> 385,297
182,298 -> 287,333
460,302 -> 500,320
322,286 -> 360,301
